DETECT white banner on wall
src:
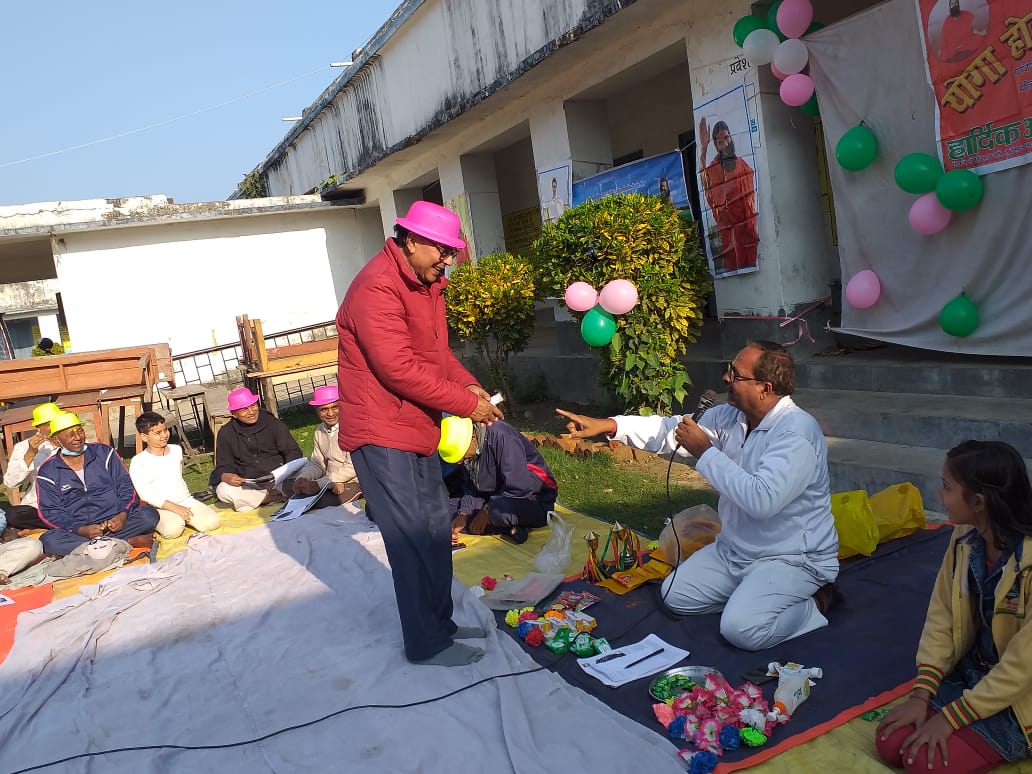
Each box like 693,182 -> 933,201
807,0 -> 1032,355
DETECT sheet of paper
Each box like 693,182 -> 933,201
271,458 -> 310,488
577,633 -> 690,688
272,481 -> 330,522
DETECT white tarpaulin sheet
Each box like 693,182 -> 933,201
0,509 -> 682,774
807,0 -> 1032,356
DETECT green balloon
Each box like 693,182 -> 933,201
805,21 -> 825,35
939,294 -> 979,337
733,15 -> 767,47
767,0 -> 788,41
935,169 -> 984,211
894,153 -> 943,194
835,125 -> 879,171
800,94 -> 820,117
581,306 -> 617,348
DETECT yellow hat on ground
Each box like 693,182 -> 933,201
32,402 -> 62,427
50,411 -> 82,435
438,416 -> 474,463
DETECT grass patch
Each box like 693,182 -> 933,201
539,447 -> 718,538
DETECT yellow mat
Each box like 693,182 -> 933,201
451,503 -> 620,588
738,696 -> 1032,773
154,504 -> 280,561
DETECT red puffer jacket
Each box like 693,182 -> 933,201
336,238 -> 480,455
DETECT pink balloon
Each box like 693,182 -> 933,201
780,73 -> 815,107
777,0 -> 815,39
598,279 -> 639,315
908,192 -> 953,235
564,281 -> 598,312
844,269 -> 881,309
771,62 -> 789,80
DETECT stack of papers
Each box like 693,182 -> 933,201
577,634 -> 689,687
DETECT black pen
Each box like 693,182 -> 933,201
623,647 -> 665,669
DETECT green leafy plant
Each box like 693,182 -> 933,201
532,194 -> 711,414
444,252 -> 537,408
238,170 -> 267,199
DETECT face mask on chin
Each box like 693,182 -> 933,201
60,446 -> 86,457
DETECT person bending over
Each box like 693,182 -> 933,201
36,412 -> 159,556
439,416 -> 557,545
876,441 -> 1032,773
557,340 -> 838,651
336,200 -> 503,667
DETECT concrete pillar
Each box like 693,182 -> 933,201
458,154 -> 505,257
37,313 -> 61,345
564,100 -> 614,182
528,100 -> 573,175
386,188 -> 420,235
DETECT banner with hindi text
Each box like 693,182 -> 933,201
916,0 -> 1032,174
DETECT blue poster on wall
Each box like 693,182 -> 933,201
571,151 -> 691,213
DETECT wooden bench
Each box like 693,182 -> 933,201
0,343 -> 175,404
236,315 -> 337,416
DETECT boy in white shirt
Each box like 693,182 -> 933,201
130,411 -> 221,538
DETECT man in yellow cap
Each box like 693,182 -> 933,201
439,416 -> 557,545
2,401 -> 62,533
36,412 -> 159,556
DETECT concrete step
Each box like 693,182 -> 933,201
826,436 -> 1032,512
796,388 -> 1032,459
795,351 -> 1032,399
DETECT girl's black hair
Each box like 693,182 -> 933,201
945,440 -> 1032,550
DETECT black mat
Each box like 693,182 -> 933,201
494,526 -> 952,764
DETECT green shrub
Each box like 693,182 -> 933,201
532,194 -> 711,414
444,252 -> 537,402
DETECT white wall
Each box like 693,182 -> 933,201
52,210 -> 367,355
684,1 -> 834,316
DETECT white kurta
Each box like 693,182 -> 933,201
612,396 -> 839,650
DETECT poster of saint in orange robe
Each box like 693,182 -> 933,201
917,0 -> 1032,174
693,84 -> 760,278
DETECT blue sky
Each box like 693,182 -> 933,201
0,1 -> 399,206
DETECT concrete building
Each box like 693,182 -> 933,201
238,0 -> 892,358
0,195 -> 379,359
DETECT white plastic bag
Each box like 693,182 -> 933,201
534,510 -> 574,573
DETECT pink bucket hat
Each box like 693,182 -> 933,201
396,201 -> 467,250
308,384 -> 339,406
227,387 -> 260,412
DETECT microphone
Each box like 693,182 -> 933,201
691,389 -> 717,423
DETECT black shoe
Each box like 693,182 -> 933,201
814,582 -> 841,616
2,526 -> 21,544
506,526 -> 529,545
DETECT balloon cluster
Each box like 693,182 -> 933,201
894,154 -> 984,336
564,280 -> 639,347
733,0 -> 822,115
894,153 -> 984,235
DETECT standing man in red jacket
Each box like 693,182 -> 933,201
336,201 -> 503,666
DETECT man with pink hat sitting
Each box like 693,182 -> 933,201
292,384 -> 361,507
210,387 -> 306,511
337,200 -> 503,667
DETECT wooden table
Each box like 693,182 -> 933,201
98,385 -> 149,454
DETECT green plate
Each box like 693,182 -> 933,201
649,666 -> 723,701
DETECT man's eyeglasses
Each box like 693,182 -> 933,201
431,242 -> 458,260
726,362 -> 761,383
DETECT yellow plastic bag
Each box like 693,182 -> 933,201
869,482 -> 926,543
831,490 -> 879,559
